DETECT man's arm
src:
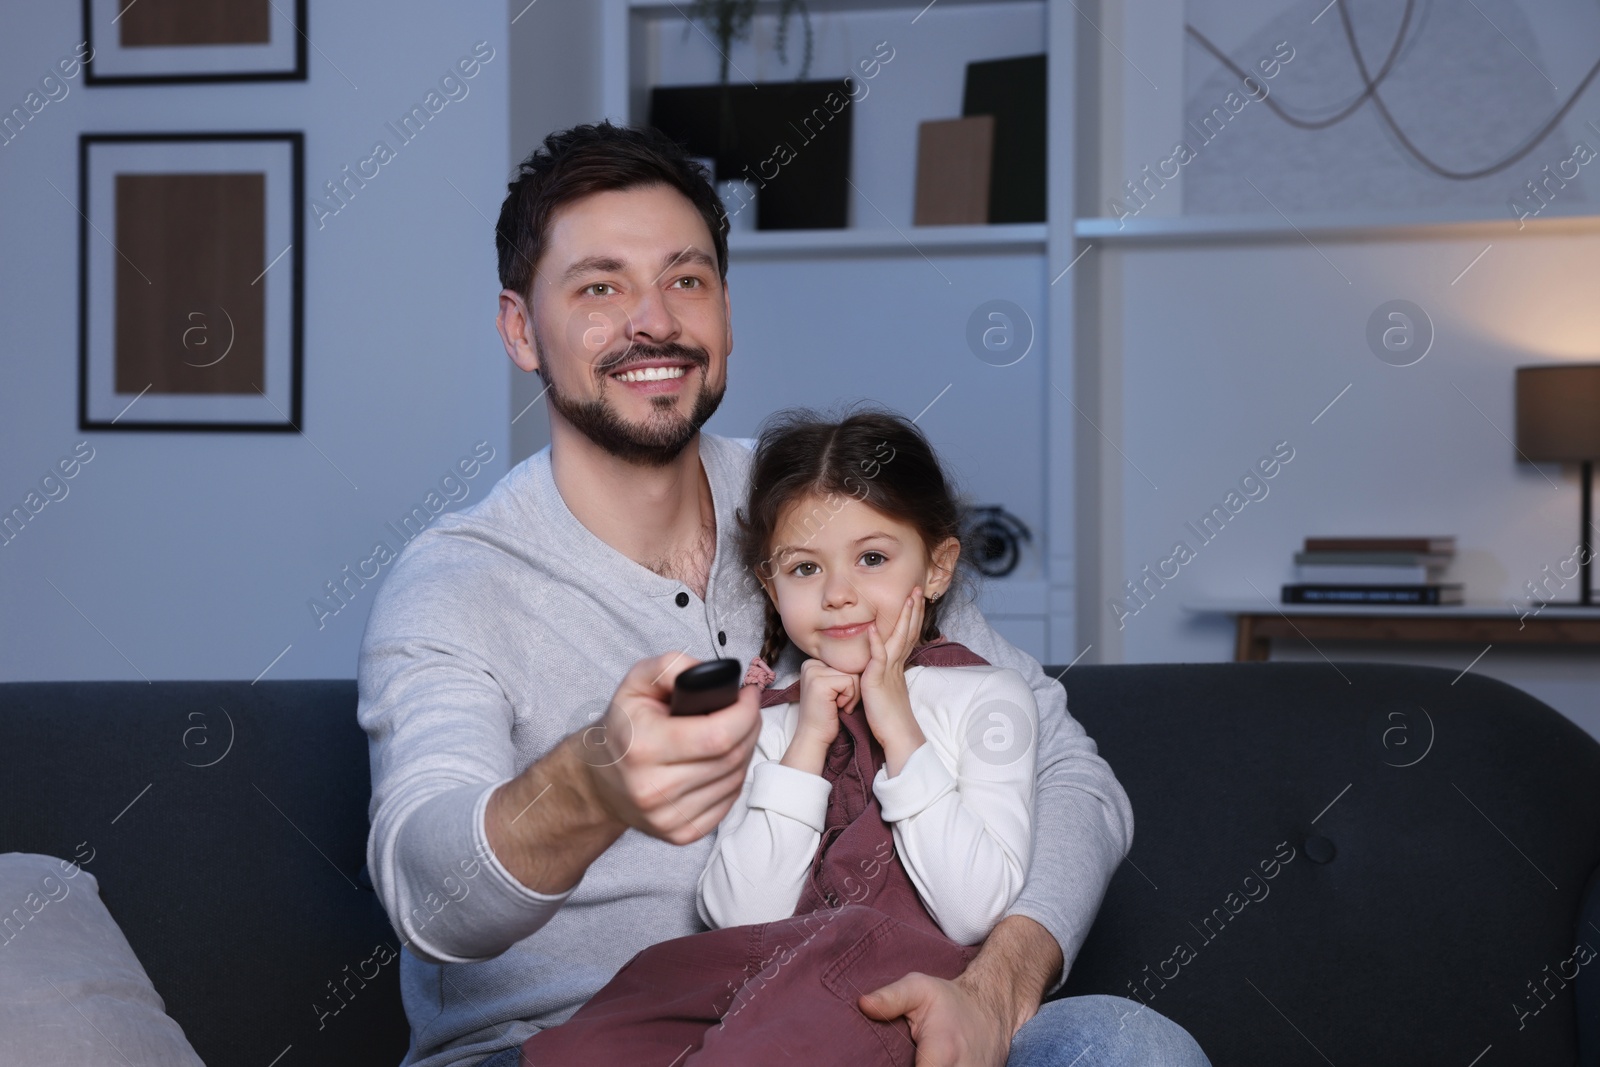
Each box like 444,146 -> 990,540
860,914 -> 1061,1064
959,914 -> 1065,1031
361,554 -> 760,966
361,621 -> 578,966
484,653 -> 762,892
481,732 -> 629,895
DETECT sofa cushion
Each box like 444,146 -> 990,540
0,681 -> 410,1067
1056,661 -> 1600,1067
1577,861 -> 1600,1066
0,852 -> 203,1065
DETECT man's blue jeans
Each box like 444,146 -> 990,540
1008,994 -> 1210,1066
477,993 -> 1210,1066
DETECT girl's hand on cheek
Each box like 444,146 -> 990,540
860,591 -> 926,773
783,658 -> 858,774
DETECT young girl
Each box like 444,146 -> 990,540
521,408 -> 1038,1067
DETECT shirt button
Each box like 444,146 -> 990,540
718,630 -> 727,646
675,592 -> 690,608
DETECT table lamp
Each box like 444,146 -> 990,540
1515,363 -> 1600,605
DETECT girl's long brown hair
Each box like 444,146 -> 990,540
737,407 -> 967,666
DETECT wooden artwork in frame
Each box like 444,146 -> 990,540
83,0 -> 307,85
78,132 -> 304,432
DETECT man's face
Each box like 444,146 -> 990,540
520,183 -> 731,466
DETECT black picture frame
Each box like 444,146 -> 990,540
78,131 -> 305,433
83,0 -> 308,86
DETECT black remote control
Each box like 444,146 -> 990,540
670,658 -> 742,716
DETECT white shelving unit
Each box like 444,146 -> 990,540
1074,203 -> 1600,246
727,221 -> 1047,258
603,0 -> 1051,121
1183,598 -> 1600,618
597,0 -> 1085,663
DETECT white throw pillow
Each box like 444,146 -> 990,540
0,852 -> 204,1066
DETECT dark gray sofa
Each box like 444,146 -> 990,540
2,662 -> 1596,1066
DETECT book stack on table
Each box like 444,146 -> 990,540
1282,536 -> 1463,606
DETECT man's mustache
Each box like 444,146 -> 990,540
596,343 -> 710,376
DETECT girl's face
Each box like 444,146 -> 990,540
762,493 -> 960,676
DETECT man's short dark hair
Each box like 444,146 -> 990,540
495,121 -> 729,301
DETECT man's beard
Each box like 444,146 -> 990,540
537,341 -> 725,468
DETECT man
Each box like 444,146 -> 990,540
358,122 -> 1208,1067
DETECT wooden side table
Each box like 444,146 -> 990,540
1183,599 -> 1600,662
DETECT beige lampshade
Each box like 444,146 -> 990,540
1515,363 -> 1600,461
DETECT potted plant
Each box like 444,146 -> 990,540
658,1 -> 849,231
688,0 -> 814,86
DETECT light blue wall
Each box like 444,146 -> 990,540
0,1 -> 510,681
1097,1 -> 1600,740
1105,233 -> 1600,741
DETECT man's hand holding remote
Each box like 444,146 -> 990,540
485,652 -> 762,894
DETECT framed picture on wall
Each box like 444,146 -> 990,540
78,132 -> 304,433
83,0 -> 307,85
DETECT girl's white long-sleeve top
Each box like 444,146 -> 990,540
696,663 -> 1038,947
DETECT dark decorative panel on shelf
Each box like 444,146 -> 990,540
963,53 -> 1046,224
650,80 -> 854,230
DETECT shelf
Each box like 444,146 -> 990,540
1183,598 -> 1600,619
625,0 -> 1037,13
1074,205 -> 1600,246
726,222 -> 1047,259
